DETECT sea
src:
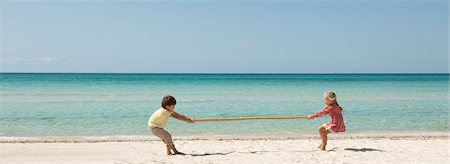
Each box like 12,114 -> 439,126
0,73 -> 448,137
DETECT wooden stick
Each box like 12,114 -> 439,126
194,116 -> 308,122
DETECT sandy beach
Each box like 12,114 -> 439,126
1,134 -> 448,164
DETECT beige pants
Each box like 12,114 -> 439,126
150,127 -> 174,149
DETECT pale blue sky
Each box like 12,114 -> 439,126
0,1 -> 448,73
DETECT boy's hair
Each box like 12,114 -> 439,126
161,95 -> 176,109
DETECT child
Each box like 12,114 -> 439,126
307,91 -> 345,151
148,95 -> 195,155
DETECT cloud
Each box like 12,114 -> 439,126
0,57 -> 105,66
11,57 -> 60,64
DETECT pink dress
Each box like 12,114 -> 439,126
313,104 -> 346,133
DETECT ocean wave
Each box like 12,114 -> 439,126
0,133 -> 448,143
181,99 -> 213,103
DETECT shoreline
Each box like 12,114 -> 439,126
1,135 -> 448,163
1,132 -> 448,143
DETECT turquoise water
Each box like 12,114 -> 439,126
0,73 -> 448,137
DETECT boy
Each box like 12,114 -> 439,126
148,95 -> 195,155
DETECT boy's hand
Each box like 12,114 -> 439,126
307,115 -> 315,120
187,118 -> 195,123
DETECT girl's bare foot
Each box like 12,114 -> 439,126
320,145 -> 326,151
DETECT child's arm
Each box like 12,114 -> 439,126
307,106 -> 332,120
170,112 -> 195,123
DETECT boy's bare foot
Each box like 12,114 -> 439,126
171,147 -> 185,155
167,152 -> 175,156
173,152 -> 185,155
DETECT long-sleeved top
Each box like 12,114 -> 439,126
312,104 -> 346,132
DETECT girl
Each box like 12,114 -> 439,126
307,91 -> 345,151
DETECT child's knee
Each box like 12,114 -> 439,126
318,126 -> 327,133
318,126 -> 324,131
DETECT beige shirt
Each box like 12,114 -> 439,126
148,108 -> 173,128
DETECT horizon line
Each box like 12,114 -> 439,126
0,72 -> 449,75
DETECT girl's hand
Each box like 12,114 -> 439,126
307,115 -> 315,120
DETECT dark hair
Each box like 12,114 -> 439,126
161,95 -> 176,109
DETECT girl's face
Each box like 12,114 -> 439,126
323,97 -> 334,106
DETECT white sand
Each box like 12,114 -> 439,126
0,135 -> 448,164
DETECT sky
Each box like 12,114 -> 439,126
0,0 -> 448,73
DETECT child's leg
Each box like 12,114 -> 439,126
158,132 -> 184,155
166,145 -> 173,155
318,125 -> 328,150
151,127 -> 177,155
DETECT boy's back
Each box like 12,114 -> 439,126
149,108 -> 173,128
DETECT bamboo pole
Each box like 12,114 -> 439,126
194,116 -> 308,122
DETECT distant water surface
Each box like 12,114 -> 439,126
0,73 -> 448,136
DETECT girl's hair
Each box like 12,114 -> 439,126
324,91 -> 343,111
161,95 -> 176,109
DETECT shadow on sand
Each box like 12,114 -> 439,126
345,148 -> 384,152
190,152 -> 234,156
